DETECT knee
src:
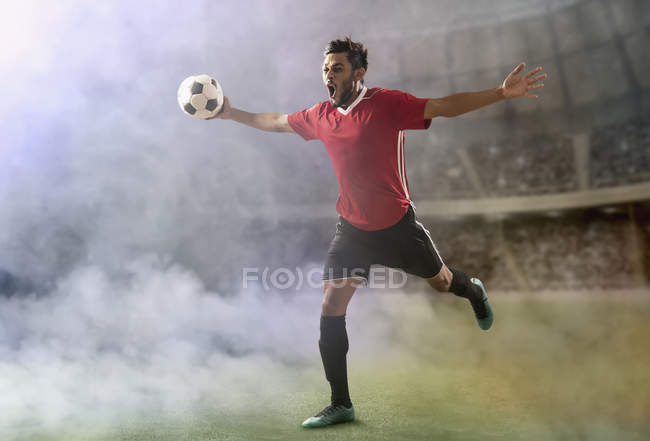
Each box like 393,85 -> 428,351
321,289 -> 344,315
321,297 -> 340,316
321,279 -> 359,316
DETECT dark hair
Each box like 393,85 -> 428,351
324,37 -> 368,72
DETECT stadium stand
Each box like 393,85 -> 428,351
467,134 -> 577,197
590,116 -> 650,188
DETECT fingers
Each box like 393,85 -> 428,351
216,96 -> 231,119
524,66 -> 543,79
528,73 -> 547,84
204,97 -> 230,120
511,62 -> 525,76
220,96 -> 231,112
524,80 -> 544,98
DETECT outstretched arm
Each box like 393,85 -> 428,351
424,63 -> 546,119
210,96 -> 296,133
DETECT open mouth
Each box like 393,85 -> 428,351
327,84 -> 336,98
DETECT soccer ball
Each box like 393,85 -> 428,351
177,74 -> 224,119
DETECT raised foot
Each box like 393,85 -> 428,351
470,278 -> 494,330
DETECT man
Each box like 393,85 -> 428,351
213,37 -> 546,427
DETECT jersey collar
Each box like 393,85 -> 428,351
336,86 -> 368,115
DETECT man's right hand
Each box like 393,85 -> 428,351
207,96 -> 232,120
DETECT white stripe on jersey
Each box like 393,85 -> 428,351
397,130 -> 409,199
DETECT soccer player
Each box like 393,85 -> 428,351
213,37 -> 546,428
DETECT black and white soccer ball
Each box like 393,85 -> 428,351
177,74 -> 224,119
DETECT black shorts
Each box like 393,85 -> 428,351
323,204 -> 444,281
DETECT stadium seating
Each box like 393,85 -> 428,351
590,117 -> 650,188
466,134 -> 577,197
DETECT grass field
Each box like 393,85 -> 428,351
7,293 -> 650,441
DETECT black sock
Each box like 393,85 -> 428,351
448,268 -> 481,302
318,315 -> 352,408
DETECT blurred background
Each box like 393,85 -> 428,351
0,0 -> 648,440
2,0 -> 649,295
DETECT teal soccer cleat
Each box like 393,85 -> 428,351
301,404 -> 355,428
470,278 -> 494,330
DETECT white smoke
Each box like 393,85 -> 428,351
0,256 -> 306,429
0,254 -> 435,435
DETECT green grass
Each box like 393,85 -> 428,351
10,296 -> 650,441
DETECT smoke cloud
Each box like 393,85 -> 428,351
0,255 -> 436,435
0,256 -> 315,430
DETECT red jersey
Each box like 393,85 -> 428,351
288,87 -> 431,231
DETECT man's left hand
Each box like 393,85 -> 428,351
501,62 -> 547,99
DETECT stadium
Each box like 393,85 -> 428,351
0,0 -> 648,440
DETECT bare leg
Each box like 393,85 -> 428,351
321,277 -> 364,315
425,264 -> 453,292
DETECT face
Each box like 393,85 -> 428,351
322,52 -> 364,108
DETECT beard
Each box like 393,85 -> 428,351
331,75 -> 356,108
